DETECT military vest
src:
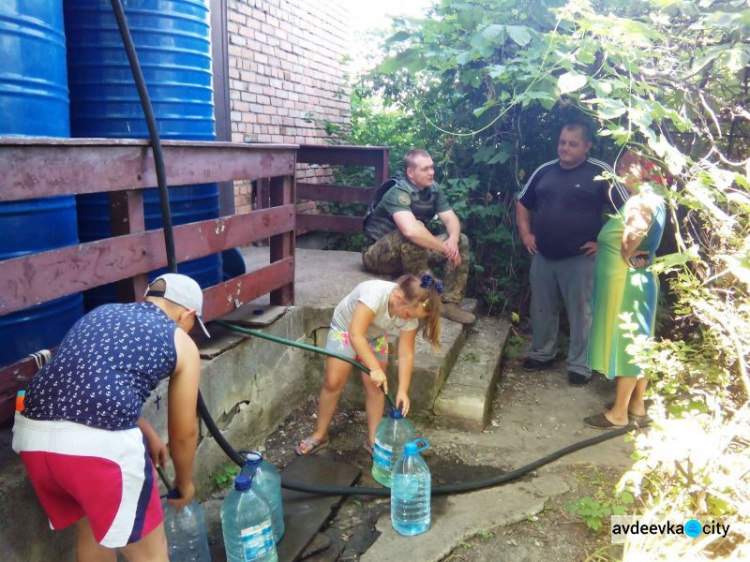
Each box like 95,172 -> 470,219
363,176 -> 439,241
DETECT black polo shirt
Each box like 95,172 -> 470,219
517,158 -> 627,260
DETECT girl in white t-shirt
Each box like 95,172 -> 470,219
295,273 -> 443,456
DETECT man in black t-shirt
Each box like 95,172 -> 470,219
516,122 -> 627,386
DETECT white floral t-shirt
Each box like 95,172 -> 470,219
331,280 -> 419,339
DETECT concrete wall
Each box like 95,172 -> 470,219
227,0 -> 351,214
0,306 -> 333,561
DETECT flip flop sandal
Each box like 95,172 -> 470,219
584,412 -> 631,430
295,436 -> 330,456
604,402 -> 651,423
630,414 -> 653,427
362,440 -> 374,458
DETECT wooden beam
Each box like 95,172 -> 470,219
109,190 -> 150,302
269,176 -> 295,305
0,206 -> 295,315
297,182 -> 372,204
297,144 -> 389,167
202,257 -> 294,320
296,214 -> 364,233
375,146 -> 389,186
0,138 -> 298,201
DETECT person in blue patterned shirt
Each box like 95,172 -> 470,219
13,273 -> 206,561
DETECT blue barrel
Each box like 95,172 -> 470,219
0,0 -> 84,367
64,0 -> 221,309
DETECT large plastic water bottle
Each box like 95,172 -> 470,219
162,500 -> 211,562
391,438 -> 431,536
240,451 -> 285,544
372,407 -> 415,487
221,475 -> 278,562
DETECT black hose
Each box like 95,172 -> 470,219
197,391 -> 247,466
111,0 -> 640,500
282,425 -> 634,497
110,0 -> 177,273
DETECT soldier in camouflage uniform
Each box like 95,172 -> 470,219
362,150 -> 475,324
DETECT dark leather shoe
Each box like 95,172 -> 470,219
568,372 -> 590,386
522,357 -> 555,371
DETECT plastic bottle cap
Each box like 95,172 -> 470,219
403,442 -> 418,455
389,408 -> 403,419
234,475 -> 251,491
242,451 -> 263,466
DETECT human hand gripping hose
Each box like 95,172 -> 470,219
157,467 -> 179,500
213,320 -> 396,410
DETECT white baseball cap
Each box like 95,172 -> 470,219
145,273 -> 210,338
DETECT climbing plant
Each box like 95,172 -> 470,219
339,0 -> 750,557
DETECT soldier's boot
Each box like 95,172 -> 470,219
441,302 -> 476,324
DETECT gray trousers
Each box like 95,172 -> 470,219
528,253 -> 595,378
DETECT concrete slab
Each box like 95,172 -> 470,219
222,304 -> 289,327
276,456 -> 361,562
407,318 -> 467,415
434,317 -> 511,432
239,246 -> 386,308
361,475 -> 569,562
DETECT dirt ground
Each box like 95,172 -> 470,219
204,351 -> 631,562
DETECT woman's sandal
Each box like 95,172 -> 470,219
363,440 -> 374,458
295,436 -> 330,456
604,402 -> 652,425
584,412 -> 631,430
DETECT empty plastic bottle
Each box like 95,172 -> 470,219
221,475 -> 278,562
391,438 -> 431,536
372,407 -> 415,487
240,451 -> 285,544
162,500 -> 211,562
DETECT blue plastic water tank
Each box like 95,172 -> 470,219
0,0 -> 84,367
64,0 -> 221,309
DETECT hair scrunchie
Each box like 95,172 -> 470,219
420,274 -> 443,294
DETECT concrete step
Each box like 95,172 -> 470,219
406,298 -> 478,416
433,316 -> 511,432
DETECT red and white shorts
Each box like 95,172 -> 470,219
12,413 -> 163,548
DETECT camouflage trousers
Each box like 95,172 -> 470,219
362,230 -> 469,304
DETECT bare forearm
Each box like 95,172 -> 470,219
443,215 -> 461,242
620,233 -> 645,262
403,222 -> 446,252
169,421 -> 198,488
137,417 -> 157,441
621,203 -> 653,262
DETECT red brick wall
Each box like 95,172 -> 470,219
227,0 -> 350,214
